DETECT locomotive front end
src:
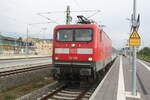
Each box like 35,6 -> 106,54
52,25 -> 97,81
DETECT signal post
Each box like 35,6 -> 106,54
129,30 -> 141,96
128,0 -> 141,96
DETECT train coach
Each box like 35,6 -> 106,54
52,16 -> 112,82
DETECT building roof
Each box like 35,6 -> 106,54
30,38 -> 53,43
0,34 -> 53,43
0,34 -> 5,38
0,34 -> 16,41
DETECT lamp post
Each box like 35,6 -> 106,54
26,22 -> 51,57
0,32 -> 2,55
41,27 -> 47,39
26,24 -> 29,56
126,19 -> 133,63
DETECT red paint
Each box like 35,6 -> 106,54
69,48 -> 77,54
52,24 -> 112,62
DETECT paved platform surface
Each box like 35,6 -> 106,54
0,55 -> 50,60
90,56 -> 150,100
0,57 -> 52,70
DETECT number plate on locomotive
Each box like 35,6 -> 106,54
69,49 -> 77,54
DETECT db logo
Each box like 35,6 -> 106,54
69,49 -> 77,54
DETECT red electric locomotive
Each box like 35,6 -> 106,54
52,16 -> 112,81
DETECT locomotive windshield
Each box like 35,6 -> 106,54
56,29 -> 73,41
56,29 -> 92,42
74,29 -> 92,41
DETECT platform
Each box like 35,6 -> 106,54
0,57 -> 52,71
89,56 -> 150,100
0,55 -> 50,60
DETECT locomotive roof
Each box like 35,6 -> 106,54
102,31 -> 112,42
55,24 -> 100,29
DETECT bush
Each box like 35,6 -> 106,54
3,93 -> 16,100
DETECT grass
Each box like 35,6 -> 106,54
0,75 -> 54,100
137,55 -> 150,62
0,93 -> 16,100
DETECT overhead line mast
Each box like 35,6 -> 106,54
129,0 -> 141,96
66,6 -> 72,24
37,6 -> 100,25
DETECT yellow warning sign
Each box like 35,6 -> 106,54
129,31 -> 141,46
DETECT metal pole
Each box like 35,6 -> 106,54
133,0 -> 136,21
26,24 -> 29,56
132,46 -> 137,95
66,5 -> 71,24
132,0 -> 137,96
14,39 -> 16,55
0,33 -> 2,55
129,46 -> 130,61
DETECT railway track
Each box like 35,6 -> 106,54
37,70 -> 108,100
38,81 -> 99,100
36,58 -> 116,100
0,64 -> 52,77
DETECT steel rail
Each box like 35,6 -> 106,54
0,64 -> 52,77
39,81 -> 99,100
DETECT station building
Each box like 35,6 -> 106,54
0,35 -> 53,56
0,35 -> 22,55
29,38 -> 53,55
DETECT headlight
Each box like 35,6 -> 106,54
88,57 -> 93,61
71,44 -> 76,47
55,57 -> 59,60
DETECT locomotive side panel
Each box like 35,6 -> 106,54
102,31 -> 112,66
95,30 -> 112,71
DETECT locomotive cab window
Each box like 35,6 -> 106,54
75,29 -> 92,41
56,29 -> 92,42
56,29 -> 73,41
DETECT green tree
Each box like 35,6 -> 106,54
138,47 -> 150,61
18,37 -> 22,41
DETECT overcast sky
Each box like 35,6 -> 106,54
0,0 -> 149,49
